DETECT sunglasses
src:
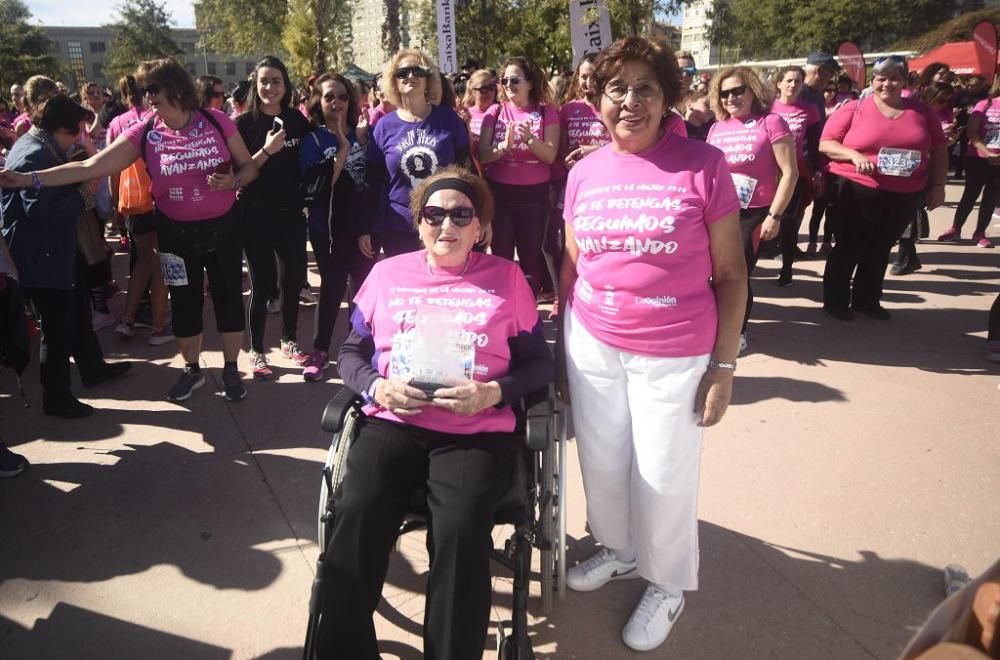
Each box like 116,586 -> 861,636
500,76 -> 522,87
323,92 -> 351,102
719,85 -> 747,100
141,84 -> 161,96
395,66 -> 430,79
421,205 -> 476,226
681,66 -> 697,77
473,85 -> 497,94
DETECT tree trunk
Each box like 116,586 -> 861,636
383,0 -> 401,57
314,0 -> 327,75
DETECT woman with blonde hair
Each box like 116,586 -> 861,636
460,68 -> 498,156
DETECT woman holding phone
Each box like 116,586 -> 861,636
236,55 -> 311,380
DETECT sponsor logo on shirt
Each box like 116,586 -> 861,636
147,131 -> 163,144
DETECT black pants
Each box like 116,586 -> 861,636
317,417 -> 518,660
780,178 -> 809,275
243,204 -> 307,353
808,193 -> 832,244
952,156 -> 1000,236
309,229 -> 354,353
989,292 -> 1000,341
26,279 -> 105,404
823,176 -> 920,310
490,180 -> 550,293
739,207 -> 769,332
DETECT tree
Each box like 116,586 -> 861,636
193,0 -> 287,57
105,0 -> 183,80
282,0 -> 354,81
903,8 -> 1000,54
383,0 -> 402,58
0,0 -> 63,92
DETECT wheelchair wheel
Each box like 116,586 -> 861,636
539,442 -> 557,615
317,405 -> 361,551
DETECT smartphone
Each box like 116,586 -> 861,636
213,160 -> 232,175
271,116 -> 284,133
410,380 -> 446,397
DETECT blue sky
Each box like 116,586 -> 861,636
25,0 -> 196,28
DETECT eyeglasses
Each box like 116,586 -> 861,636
681,66 -> 697,77
141,84 -> 161,96
323,92 -> 350,102
500,76 -> 522,87
602,83 -> 661,104
473,85 -> 497,94
719,85 -> 747,100
421,205 -> 476,226
395,66 -> 430,79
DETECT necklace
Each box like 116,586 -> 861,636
424,252 -> 472,277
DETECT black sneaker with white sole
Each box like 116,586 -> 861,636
168,368 -> 206,402
0,444 -> 29,477
222,366 -> 246,402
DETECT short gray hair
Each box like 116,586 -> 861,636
872,56 -> 908,79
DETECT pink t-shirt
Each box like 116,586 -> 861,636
107,106 -> 150,143
968,98 -> 1000,158
353,251 -> 541,435
563,131 -> 741,358
770,99 -> 821,161
12,112 -> 30,134
707,113 -> 791,209
123,108 -> 238,221
553,100 -> 611,180
368,105 -> 388,128
822,97 -> 947,193
482,101 -> 559,186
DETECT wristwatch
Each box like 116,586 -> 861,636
768,211 -> 787,222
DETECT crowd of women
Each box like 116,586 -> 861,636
1,33 -> 999,658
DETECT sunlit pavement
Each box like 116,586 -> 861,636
1,179 -> 997,659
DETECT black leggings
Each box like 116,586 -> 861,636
823,176 -> 920,310
739,207 -> 769,332
309,229 -> 355,353
952,156 -> 1000,236
808,193 -> 832,244
243,204 -> 308,353
780,178 -> 809,274
156,210 -> 245,338
317,416 -> 517,660
989,292 -> 1000,341
489,180 -> 550,293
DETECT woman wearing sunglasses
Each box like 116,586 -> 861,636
460,69 -> 498,159
0,58 -> 259,403
559,36 -> 746,653
359,49 -> 471,269
318,166 -> 552,659
298,72 -> 367,382
479,55 -> 560,295
195,75 -> 226,112
820,56 -> 947,320
707,66 -> 797,351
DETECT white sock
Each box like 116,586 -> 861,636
611,544 -> 636,564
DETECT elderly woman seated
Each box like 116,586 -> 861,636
317,166 -> 554,660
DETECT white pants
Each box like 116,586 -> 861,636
565,309 -> 708,590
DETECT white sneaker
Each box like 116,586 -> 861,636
299,286 -> 317,303
92,310 -> 117,332
266,298 -> 280,314
114,320 -> 134,338
622,585 -> 684,652
566,547 -> 639,592
738,333 -> 748,355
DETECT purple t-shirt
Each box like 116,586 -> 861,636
352,250 -> 541,434
367,105 -> 470,233
707,113 -> 791,209
564,131 -> 741,357
123,108 -> 238,221
482,101 -> 559,186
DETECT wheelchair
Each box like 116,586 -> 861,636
303,385 -> 568,660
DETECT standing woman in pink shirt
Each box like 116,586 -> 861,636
820,56 -> 947,320
460,69 -> 498,164
707,67 -> 797,351
559,36 -> 746,653
479,56 -> 560,294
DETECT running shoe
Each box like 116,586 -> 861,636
92,310 -> 117,332
937,226 -> 960,242
266,297 -> 280,314
622,585 -> 685,652
738,333 -> 748,354
777,269 -> 792,287
222,365 -> 247,401
0,444 -> 29,478
819,241 -> 833,256
566,547 -> 640,592
133,305 -> 154,329
250,351 -> 274,380
986,340 -> 1000,363
115,320 -> 135,338
973,233 -> 994,248
805,242 -> 818,258
302,350 -> 329,381
280,338 -> 310,366
299,286 -> 318,303
168,368 -> 206,402
148,324 -> 175,346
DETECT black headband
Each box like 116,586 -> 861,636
420,177 -> 479,209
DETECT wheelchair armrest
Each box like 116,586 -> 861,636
523,387 -> 552,452
320,386 -> 363,433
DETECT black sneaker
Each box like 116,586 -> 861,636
0,444 -> 29,477
777,270 -> 793,287
222,366 -> 247,402
823,305 -> 854,321
43,397 -> 95,418
81,361 -> 132,387
168,368 -> 206,402
852,304 -> 891,321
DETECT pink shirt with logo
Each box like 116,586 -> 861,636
707,113 -> 791,208
107,106 -> 150,143
482,101 -> 559,186
553,100 -> 611,180
564,132 -> 741,358
353,251 -> 541,435
968,98 -> 1000,158
770,99 -> 820,161
822,97 -> 946,193
123,108 -> 238,221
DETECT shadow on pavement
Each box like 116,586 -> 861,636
730,375 -> 847,405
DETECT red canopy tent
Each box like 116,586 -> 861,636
910,40 -> 1000,75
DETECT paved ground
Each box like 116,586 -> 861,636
1,180 -> 998,659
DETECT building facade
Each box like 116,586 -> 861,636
680,0 -> 722,67
42,26 -> 260,91
350,0 -> 423,76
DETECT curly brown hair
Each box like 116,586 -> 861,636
135,58 -> 198,112
593,36 -> 683,110
408,166 -> 494,231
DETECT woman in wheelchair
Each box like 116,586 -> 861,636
316,166 -> 554,660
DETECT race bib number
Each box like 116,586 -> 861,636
159,252 -> 188,286
877,148 -> 921,177
731,173 -> 758,209
389,309 -> 474,387
986,128 -> 1000,150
